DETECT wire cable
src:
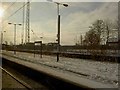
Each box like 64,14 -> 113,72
4,0 -> 17,12
31,29 -> 40,39
3,2 -> 28,22
1,66 -> 32,90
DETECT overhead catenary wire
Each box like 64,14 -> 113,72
3,2 -> 28,22
31,29 -> 40,39
4,0 -> 17,13
2,1 -> 28,32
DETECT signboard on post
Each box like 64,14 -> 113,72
34,41 -> 42,58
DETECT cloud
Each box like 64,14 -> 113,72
30,20 -> 57,43
3,2 -> 118,45
60,2 -> 118,45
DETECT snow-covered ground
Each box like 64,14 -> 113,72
2,51 -> 119,88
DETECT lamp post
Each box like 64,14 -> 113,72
1,31 -> 6,45
40,36 -> 43,58
8,23 -> 22,54
1,31 -> 6,51
55,2 -> 68,62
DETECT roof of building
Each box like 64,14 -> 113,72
107,38 -> 118,43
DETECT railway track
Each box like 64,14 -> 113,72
2,61 -> 49,89
2,57 -> 91,90
5,49 -> 119,62
1,67 -> 33,89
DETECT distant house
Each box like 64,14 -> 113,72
44,42 -> 58,51
25,42 -> 34,46
47,42 -> 58,47
106,38 -> 119,47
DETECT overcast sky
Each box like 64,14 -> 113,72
1,1 -> 118,45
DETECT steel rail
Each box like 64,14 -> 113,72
0,67 -> 33,90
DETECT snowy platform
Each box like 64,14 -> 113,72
1,51 -> 119,88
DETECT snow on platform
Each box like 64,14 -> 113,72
1,51 -> 119,88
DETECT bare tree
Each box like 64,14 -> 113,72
84,19 -> 106,60
85,29 -> 100,47
85,20 -> 105,47
104,19 -> 113,44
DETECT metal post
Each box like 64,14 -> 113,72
8,23 -> 21,53
106,25 -> 109,44
14,24 -> 16,54
25,1 -> 30,43
57,15 -> 60,62
1,32 -> 3,45
0,32 -> 2,51
22,2 -> 25,44
34,42 -> 35,57
1,31 -> 6,50
40,41 -> 42,58
118,2 -> 120,49
57,4 -> 60,62
54,2 -> 68,62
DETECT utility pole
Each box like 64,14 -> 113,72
21,1 -> 25,44
106,25 -> 109,44
25,0 -> 30,44
57,3 -> 60,62
14,24 -> 16,54
118,2 -> 120,48
0,31 -> 6,49
8,23 -> 22,54
80,34 -> 83,46
1,32 -> 3,45
47,0 -> 68,62
56,3 -> 68,62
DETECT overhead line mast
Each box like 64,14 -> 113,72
25,0 -> 30,44
21,1 -> 25,44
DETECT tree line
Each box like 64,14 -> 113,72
76,19 -> 118,49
